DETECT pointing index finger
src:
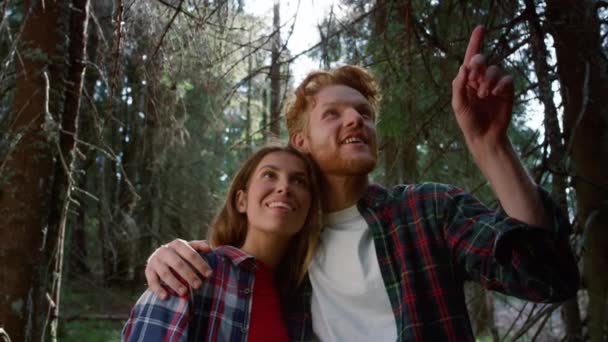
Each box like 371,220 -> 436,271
464,25 -> 485,65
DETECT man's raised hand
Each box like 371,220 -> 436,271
452,25 -> 514,148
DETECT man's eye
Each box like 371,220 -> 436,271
358,107 -> 373,118
323,109 -> 339,118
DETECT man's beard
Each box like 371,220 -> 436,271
311,146 -> 377,176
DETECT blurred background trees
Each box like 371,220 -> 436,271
0,0 -> 606,340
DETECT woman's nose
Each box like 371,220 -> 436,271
275,179 -> 290,194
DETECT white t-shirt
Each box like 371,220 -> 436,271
309,205 -> 397,341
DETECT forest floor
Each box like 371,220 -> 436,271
59,277 -> 142,341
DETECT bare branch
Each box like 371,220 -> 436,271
510,303 -> 561,341
155,0 -> 196,19
150,0 -> 185,61
564,62 -> 590,161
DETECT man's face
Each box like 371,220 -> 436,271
293,84 -> 378,176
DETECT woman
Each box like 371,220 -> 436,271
122,145 -> 321,342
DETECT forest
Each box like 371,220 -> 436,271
0,0 -> 607,341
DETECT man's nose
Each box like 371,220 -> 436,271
343,107 -> 363,127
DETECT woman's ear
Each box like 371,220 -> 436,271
235,190 -> 247,213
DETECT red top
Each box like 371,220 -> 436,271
247,261 -> 290,342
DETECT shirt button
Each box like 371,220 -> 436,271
241,326 -> 247,333
243,288 -> 251,294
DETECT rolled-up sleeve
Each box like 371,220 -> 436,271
122,289 -> 191,342
442,185 -> 580,303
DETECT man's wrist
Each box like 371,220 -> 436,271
466,135 -> 549,227
466,135 -> 514,168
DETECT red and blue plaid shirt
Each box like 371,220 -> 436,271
284,182 -> 579,341
122,246 -> 258,342
123,183 -> 578,342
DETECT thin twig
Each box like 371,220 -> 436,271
501,301 -> 528,341
564,62 -> 590,161
150,0 -> 185,61
510,303 -> 561,341
155,0 -> 196,19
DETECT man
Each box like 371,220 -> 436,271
143,26 -> 578,341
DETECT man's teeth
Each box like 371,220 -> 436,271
344,137 -> 362,144
268,202 -> 294,211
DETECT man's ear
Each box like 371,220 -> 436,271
235,190 -> 247,213
291,132 -> 309,153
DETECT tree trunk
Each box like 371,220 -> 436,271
384,138 -> 399,185
99,152 -> 114,285
134,58 -> 160,285
373,0 -> 398,187
545,1 -> 608,341
401,142 -> 417,183
97,0 -> 126,286
399,0 -> 418,185
68,2 -> 101,278
44,0 -> 90,339
0,0 -> 73,340
262,87 -> 268,142
246,31 -> 253,152
110,56 -> 143,286
524,1 -> 582,340
269,1 -> 281,137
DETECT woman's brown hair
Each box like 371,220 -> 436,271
207,145 -> 321,291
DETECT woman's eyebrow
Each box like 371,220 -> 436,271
289,171 -> 308,178
258,164 -> 279,170
259,165 -> 306,175
259,164 -> 308,177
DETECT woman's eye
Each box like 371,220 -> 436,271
262,171 -> 276,179
293,177 -> 309,186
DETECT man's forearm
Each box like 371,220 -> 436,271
468,137 -> 550,228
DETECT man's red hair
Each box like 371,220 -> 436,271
284,65 -> 381,142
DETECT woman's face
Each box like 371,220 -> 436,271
236,151 -> 312,237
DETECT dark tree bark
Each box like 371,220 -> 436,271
383,139 -> 399,185
0,0 -> 87,340
269,1 -> 281,137
134,51 -> 163,285
398,0 -> 418,185
68,2 -> 101,278
262,87 -> 268,142
0,1 -> 64,340
97,0 -> 127,286
246,31 -> 253,152
374,0 -> 399,186
379,0 -> 419,187
524,1 -> 583,340
99,145 -> 115,285
45,0 -> 90,339
545,1 -> 608,341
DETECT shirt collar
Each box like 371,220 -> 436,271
213,245 -> 257,270
358,183 -> 388,209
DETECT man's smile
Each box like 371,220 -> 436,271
340,132 -> 368,145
